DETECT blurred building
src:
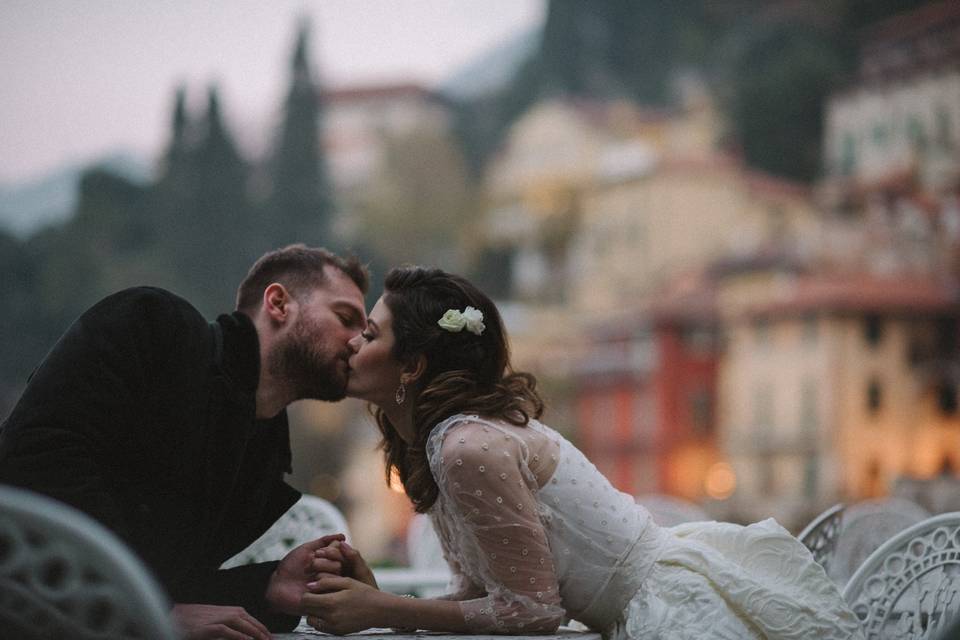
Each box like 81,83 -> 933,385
716,258 -> 960,526
320,83 -> 456,245
322,83 -> 453,192
480,94 -> 718,305
573,269 -> 721,501
820,1 -> 960,277
570,155 -> 819,320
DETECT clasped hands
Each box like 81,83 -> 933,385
174,533 -> 374,639
301,536 -> 389,635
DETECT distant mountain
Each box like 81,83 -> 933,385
439,27 -> 540,102
0,151 -> 152,238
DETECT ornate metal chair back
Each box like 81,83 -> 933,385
798,503 -> 845,572
407,513 -> 447,572
221,494 -> 350,568
830,498 -> 932,587
0,485 -> 177,640
842,512 -> 960,639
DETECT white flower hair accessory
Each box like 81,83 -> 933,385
438,306 -> 486,336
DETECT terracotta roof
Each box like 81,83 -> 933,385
743,168 -> 811,200
747,274 -> 960,317
861,1 -> 960,49
654,155 -> 811,201
649,269 -> 718,323
658,153 -> 741,175
710,250 -> 806,278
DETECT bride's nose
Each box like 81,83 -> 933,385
348,334 -> 363,352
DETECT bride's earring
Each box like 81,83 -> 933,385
395,381 -> 406,405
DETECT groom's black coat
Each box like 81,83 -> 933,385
0,287 -> 301,630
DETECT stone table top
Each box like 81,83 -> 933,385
276,623 -> 601,640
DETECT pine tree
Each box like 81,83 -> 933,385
267,18 -> 330,249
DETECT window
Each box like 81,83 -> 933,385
800,379 -> 819,435
768,205 -> 787,237
864,315 -> 884,347
755,318 -> 771,347
759,457 -> 777,496
802,314 -> 818,345
840,133 -> 856,176
937,107 -> 953,149
939,382 -> 958,416
688,388 -> 713,437
804,455 -> 819,499
908,116 -> 927,152
753,384 -> 774,443
936,317 -> 957,355
871,122 -> 890,148
867,378 -> 883,415
633,392 -> 657,444
682,325 -> 715,355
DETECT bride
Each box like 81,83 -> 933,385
301,266 -> 864,639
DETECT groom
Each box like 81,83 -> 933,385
0,244 -> 368,637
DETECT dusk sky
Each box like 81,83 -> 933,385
0,0 -> 544,184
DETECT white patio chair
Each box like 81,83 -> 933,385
374,513 -> 452,597
221,494 -> 350,568
407,512 -> 448,572
798,503 -> 845,572
829,498 -> 931,587
0,484 -> 177,640
635,493 -> 709,527
842,511 -> 960,639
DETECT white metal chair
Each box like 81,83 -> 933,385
0,484 -> 178,640
829,498 -> 932,587
374,513 -> 452,597
843,512 -> 960,639
635,493 -> 709,527
798,503 -> 845,572
221,494 -> 350,568
406,512 -> 448,572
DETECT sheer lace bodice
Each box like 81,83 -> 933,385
425,414 -> 863,639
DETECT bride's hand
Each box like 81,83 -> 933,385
341,541 -> 379,589
313,540 -> 379,589
301,576 -> 388,634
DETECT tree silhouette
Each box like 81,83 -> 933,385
266,19 -> 331,250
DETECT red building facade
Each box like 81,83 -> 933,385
574,279 -> 721,500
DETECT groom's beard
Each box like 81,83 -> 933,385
271,315 -> 350,402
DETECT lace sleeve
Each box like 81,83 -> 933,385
431,420 -> 564,633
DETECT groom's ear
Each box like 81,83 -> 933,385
263,283 -> 294,325
402,354 -> 428,384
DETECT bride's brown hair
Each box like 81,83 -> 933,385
375,266 -> 543,513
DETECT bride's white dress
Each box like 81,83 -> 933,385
424,414 -> 864,639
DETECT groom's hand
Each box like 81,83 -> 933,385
172,603 -> 272,640
265,533 -> 346,615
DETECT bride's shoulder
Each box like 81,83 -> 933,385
431,414 -> 524,458
432,414 -> 491,445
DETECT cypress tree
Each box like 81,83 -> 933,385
267,18 -> 330,248
181,85 -> 251,311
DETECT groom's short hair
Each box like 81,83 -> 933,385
235,244 -> 369,313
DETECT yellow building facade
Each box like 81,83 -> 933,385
571,159 -> 820,320
717,268 -> 960,527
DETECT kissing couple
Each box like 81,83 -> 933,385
0,244 -> 863,639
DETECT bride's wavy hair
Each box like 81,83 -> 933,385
376,266 -> 543,513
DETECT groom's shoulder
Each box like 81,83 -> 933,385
79,286 -> 208,343
88,286 -> 201,321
